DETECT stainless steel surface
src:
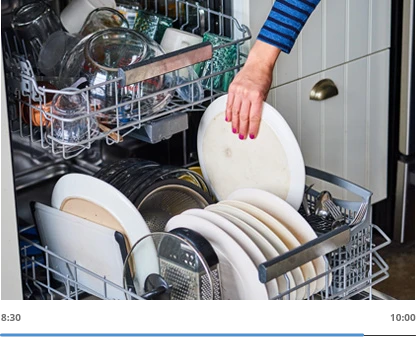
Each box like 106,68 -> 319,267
137,183 -> 210,233
309,79 -> 339,101
350,203 -> 368,227
315,190 -> 332,218
394,161 -> 409,243
119,42 -> 213,86
130,112 -> 189,144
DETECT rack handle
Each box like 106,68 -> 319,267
118,42 -> 213,86
258,225 -> 351,283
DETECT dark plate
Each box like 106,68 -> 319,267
127,166 -> 178,204
133,178 -> 214,210
108,161 -> 160,190
119,166 -> 162,201
94,158 -> 141,180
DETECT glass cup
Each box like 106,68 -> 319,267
79,7 -> 129,37
60,28 -> 174,125
133,10 -> 173,43
196,32 -> 238,91
47,88 -> 98,146
12,2 -> 62,60
37,31 -> 81,77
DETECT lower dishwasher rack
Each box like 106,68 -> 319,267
18,167 -> 391,300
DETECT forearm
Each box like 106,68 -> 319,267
258,0 -> 321,53
245,40 -> 281,72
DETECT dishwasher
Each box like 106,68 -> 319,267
1,0 -> 391,301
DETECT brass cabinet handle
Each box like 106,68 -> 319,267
310,79 -> 339,101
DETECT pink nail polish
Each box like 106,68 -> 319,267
232,128 -> 237,134
249,134 -> 255,139
225,117 -> 228,122
239,134 -> 244,140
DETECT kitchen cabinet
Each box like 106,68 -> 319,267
268,50 -> 390,203
236,0 -> 393,204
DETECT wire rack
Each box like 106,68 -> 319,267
3,0 -> 251,159
18,167 -> 391,300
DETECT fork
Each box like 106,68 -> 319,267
350,203 -> 368,226
323,199 -> 344,229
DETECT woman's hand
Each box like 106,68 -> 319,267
226,40 -> 281,139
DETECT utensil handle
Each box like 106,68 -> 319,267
118,42 -> 213,86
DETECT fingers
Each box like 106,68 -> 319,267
248,99 -> 263,139
238,99 -> 251,139
231,94 -> 242,135
225,92 -> 234,122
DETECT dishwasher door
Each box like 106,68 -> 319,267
1,48 -> 22,300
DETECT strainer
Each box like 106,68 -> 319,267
134,179 -> 213,233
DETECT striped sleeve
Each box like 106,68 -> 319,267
258,0 -> 320,53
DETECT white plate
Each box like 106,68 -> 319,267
33,202 -> 126,299
183,208 -> 279,299
228,188 -> 330,292
165,214 -> 268,300
218,199 -> 308,299
51,173 -> 159,292
206,205 -> 297,300
197,94 -> 305,210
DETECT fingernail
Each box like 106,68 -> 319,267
239,134 -> 244,140
249,134 -> 255,139
232,128 -> 237,134
225,117 -> 228,122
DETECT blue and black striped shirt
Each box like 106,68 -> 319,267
258,0 -> 321,53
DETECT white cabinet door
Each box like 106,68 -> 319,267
268,49 -> 390,203
272,0 -> 391,87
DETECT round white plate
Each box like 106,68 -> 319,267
216,200 -> 308,299
182,208 -> 279,299
228,188 -> 330,292
197,94 -> 305,210
51,173 -> 159,292
206,204 -> 297,300
165,214 -> 268,300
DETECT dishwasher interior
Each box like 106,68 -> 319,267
2,0 -> 391,300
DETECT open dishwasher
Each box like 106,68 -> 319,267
1,0 -> 391,300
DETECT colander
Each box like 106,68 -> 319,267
134,179 -> 213,233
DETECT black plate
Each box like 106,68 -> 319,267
94,159 -> 141,181
108,161 -> 160,190
119,166 -> 162,201
133,178 -> 214,210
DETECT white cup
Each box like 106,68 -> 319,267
160,28 -> 203,53
60,0 -> 116,34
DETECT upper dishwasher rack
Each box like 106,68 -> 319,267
3,0 -> 251,159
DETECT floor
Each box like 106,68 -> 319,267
373,238 -> 415,300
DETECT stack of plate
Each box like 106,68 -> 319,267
94,159 -> 214,232
164,94 -> 330,300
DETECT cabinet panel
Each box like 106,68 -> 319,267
269,50 -> 389,203
347,0 -> 370,61
271,0 -> 391,87
370,0 -> 392,53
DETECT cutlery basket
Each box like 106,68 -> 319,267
259,166 -> 391,300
